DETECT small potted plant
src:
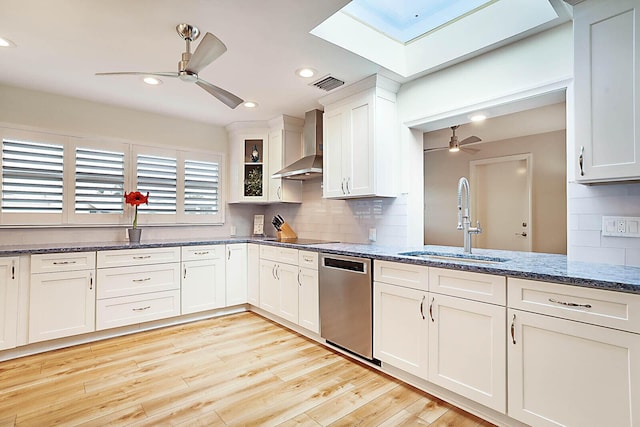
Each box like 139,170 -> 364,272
124,191 -> 149,243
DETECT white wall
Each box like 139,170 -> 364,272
0,84 -> 255,244
424,130 -> 567,254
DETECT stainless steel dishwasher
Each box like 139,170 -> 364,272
319,253 -> 376,362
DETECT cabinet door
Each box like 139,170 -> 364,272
323,108 -> 347,198
181,258 -> 225,314
508,309 -> 640,427
29,270 -> 95,343
429,294 -> 506,413
259,259 -> 279,315
298,267 -> 319,333
247,244 -> 260,306
574,0 -> 640,182
0,257 -> 18,350
373,281 -> 428,378
277,263 -> 299,324
347,94 -> 374,197
268,130 -> 284,202
226,244 -> 247,306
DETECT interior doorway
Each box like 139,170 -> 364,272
470,154 -> 532,252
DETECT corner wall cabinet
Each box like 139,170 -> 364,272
268,115 -> 303,203
29,252 -> 96,343
181,245 -> 226,315
96,247 -> 180,330
507,278 -> 640,426
226,243 -> 247,306
227,122 -> 269,203
0,257 -> 19,350
574,0 -> 640,182
320,75 -> 400,199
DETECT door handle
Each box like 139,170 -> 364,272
515,232 -> 527,237
511,313 -> 517,345
419,295 -> 425,320
579,146 -> 585,176
429,297 -> 434,322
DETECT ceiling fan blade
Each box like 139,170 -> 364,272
95,71 -> 179,78
460,135 -> 481,145
460,147 -> 480,154
196,79 -> 243,109
186,33 -> 227,74
423,147 -> 448,153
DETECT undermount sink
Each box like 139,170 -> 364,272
399,251 -> 510,264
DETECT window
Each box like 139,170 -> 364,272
136,153 -> 177,215
184,159 -> 220,215
2,139 -> 64,213
75,147 -> 125,214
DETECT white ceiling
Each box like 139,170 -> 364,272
0,0 -> 571,128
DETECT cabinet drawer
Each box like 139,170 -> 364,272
31,252 -> 96,274
181,245 -> 224,261
97,263 -> 180,299
260,245 -> 298,264
96,290 -> 181,330
97,247 -> 180,268
429,267 -> 506,305
508,278 -> 640,334
374,260 -> 428,291
298,251 -> 318,270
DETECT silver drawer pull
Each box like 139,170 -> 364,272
303,256 -> 313,262
194,251 -> 210,255
132,306 -> 151,311
132,277 -> 152,282
133,255 -> 151,260
548,298 -> 592,309
53,260 -> 77,265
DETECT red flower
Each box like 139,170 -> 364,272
124,191 -> 149,207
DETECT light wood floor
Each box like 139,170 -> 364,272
0,312 -> 495,426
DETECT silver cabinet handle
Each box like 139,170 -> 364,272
193,251 -> 210,256
228,249 -> 231,260
515,232 -> 528,237
132,277 -> 151,282
11,260 -> 15,280
89,272 -> 93,290
303,256 -> 313,262
132,306 -> 151,312
419,295 -> 425,320
133,255 -> 151,260
579,146 -> 584,176
341,179 -> 346,195
53,260 -> 76,265
272,264 -> 276,280
511,314 -> 516,344
298,269 -> 302,286
277,186 -> 282,200
346,177 -> 351,194
549,298 -> 592,309
429,297 -> 434,322
183,265 -> 187,279
275,265 -> 280,280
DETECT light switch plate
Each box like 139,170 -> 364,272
602,216 -> 640,238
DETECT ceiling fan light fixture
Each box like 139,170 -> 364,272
0,37 -> 16,48
243,101 -> 258,108
296,67 -> 316,78
143,76 -> 163,85
469,113 -> 487,122
449,140 -> 460,152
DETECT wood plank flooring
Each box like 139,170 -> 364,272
0,312 -> 495,426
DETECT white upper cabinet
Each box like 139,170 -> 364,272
320,75 -> 400,199
268,115 -> 303,203
574,0 -> 640,182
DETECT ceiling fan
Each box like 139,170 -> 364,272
96,23 -> 243,109
423,125 -> 481,154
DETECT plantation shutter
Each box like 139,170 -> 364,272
1,139 -> 64,213
75,147 -> 125,214
136,154 -> 177,214
184,159 -> 219,214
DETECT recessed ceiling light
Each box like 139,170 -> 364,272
296,68 -> 316,78
469,113 -> 487,122
0,37 -> 17,48
143,76 -> 162,85
244,101 -> 258,108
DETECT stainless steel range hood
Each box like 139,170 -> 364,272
272,109 -> 323,180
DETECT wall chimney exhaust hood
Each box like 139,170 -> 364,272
272,109 -> 323,180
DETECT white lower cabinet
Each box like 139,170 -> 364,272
259,258 -> 280,314
298,251 -> 319,334
226,243 -> 247,306
247,244 -> 260,306
373,281 -> 428,378
0,257 -> 19,350
428,293 -> 506,412
181,246 -> 226,315
29,252 -> 96,343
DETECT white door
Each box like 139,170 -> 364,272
0,257 -> 18,350
298,267 -> 319,333
323,108 -> 346,198
471,154 -> 532,251
259,259 -> 279,315
278,263 -> 299,324
348,96 -> 373,196
226,244 -> 247,306
508,309 -> 640,427
247,244 -> 260,306
181,258 -> 225,314
268,130 -> 283,202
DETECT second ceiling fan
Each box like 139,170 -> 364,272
96,23 -> 244,109
424,125 -> 482,154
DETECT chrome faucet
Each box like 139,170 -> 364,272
457,177 -> 482,253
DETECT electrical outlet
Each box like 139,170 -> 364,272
368,228 -> 377,242
230,226 -> 237,236
602,216 -> 640,238
617,220 -> 626,233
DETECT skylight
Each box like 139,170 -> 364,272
342,0 -> 493,44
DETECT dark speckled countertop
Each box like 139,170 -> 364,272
1,238 -> 639,295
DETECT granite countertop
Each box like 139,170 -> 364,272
1,238 -> 639,294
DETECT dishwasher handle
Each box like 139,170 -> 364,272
322,257 -> 367,273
